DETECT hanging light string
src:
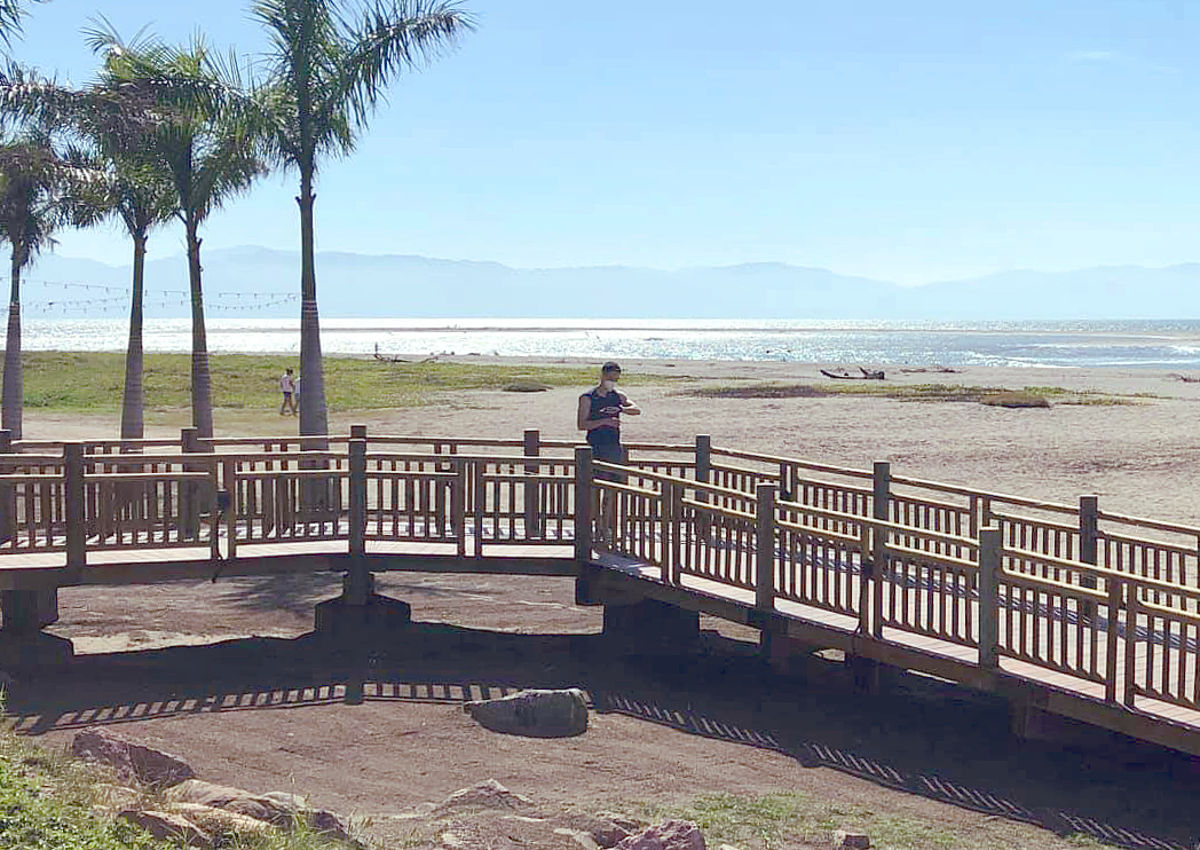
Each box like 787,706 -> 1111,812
18,279 -> 300,315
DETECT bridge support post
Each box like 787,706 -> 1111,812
849,461 -> 890,693
313,430 -> 410,637
695,435 -> 711,538
602,598 -> 699,653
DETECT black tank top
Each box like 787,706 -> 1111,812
583,388 -> 622,444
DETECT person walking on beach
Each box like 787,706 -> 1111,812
279,368 -> 297,415
578,361 -> 640,543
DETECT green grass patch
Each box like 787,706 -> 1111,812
0,714 -> 359,849
687,382 -> 1148,406
3,353 -> 661,413
635,791 -> 1108,850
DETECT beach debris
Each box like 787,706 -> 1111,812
372,343 -> 410,363
898,365 -> 960,373
72,728 -> 196,788
502,381 -> 552,392
464,688 -> 589,737
1169,373 -> 1200,383
820,367 -> 884,380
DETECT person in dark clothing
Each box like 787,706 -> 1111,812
578,361 -> 640,545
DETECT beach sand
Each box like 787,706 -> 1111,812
11,357 -> 1200,849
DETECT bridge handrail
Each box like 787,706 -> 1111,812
710,445 -> 873,480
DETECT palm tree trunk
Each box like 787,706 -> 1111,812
120,233 -> 147,441
297,165 -> 328,449
186,221 -> 213,439
2,249 -> 23,441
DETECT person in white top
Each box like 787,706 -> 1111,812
279,368 -> 297,415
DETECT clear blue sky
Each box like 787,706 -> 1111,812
10,0 -> 1200,284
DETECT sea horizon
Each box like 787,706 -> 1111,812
13,317 -> 1200,370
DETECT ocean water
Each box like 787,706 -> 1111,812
12,318 -> 1200,369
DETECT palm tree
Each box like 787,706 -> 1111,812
251,0 -> 473,443
0,129 -> 105,439
91,34 -> 264,439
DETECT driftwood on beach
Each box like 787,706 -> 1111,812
821,367 -> 885,380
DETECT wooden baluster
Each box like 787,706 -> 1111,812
1080,495 -> 1099,621
222,458 -> 237,561
453,458 -> 467,557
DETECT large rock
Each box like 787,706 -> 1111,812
617,820 -> 706,850
118,809 -> 210,847
167,779 -> 356,843
464,688 -> 589,737
72,728 -> 196,788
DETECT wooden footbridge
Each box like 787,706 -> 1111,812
1,426 -> 1200,757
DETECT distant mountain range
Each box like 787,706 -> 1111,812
18,246 -> 1200,320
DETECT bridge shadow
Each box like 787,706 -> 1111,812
3,623 -> 1197,850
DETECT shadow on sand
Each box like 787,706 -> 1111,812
3,620 -> 1197,850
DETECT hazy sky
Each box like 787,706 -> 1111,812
10,0 -> 1200,284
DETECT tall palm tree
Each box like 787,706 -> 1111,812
251,0 -> 473,443
0,129 -> 105,439
92,34 -> 264,439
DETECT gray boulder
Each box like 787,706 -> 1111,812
72,728 -> 196,788
464,688 -> 589,737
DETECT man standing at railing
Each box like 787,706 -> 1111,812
578,362 -> 641,545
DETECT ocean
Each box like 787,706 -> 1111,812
14,318 -> 1200,369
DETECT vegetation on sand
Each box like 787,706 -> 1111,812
3,353 -> 636,412
687,382 -> 1150,406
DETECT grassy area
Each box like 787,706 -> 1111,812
686,382 -> 1151,406
636,792 -> 1113,850
0,716 -> 355,849
7,353 -> 658,413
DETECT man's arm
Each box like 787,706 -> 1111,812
619,393 -> 641,415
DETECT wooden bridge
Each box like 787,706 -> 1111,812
1,426 -> 1200,757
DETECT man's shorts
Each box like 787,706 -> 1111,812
590,439 -> 628,483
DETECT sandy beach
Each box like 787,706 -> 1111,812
5,355 -> 1198,849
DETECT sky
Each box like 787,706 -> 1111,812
8,0 -> 1200,285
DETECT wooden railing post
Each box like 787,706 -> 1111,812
346,436 -> 369,605
666,479 -> 682,585
180,427 -> 200,539
978,525 -> 1000,669
755,483 -> 776,613
1123,584 -> 1139,707
574,447 -> 593,564
1079,494 -> 1099,619
64,443 -> 85,573
696,435 -> 711,537
868,461 -> 890,637
452,458 -> 467,557
0,429 -> 12,543
1105,578 -> 1123,704
524,428 -> 541,539
222,457 -> 237,561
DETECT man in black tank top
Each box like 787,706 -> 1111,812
577,362 -> 641,546
577,361 -> 641,475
